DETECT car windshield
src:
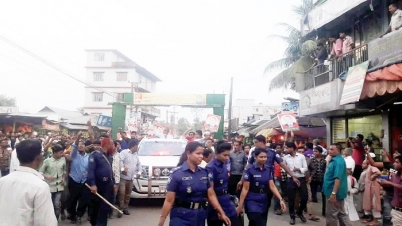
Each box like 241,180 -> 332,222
138,140 -> 186,156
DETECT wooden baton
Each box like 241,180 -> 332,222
85,183 -> 124,214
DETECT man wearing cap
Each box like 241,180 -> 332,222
67,132 -> 91,224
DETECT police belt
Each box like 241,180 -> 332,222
249,187 -> 268,194
174,199 -> 206,209
214,189 -> 228,196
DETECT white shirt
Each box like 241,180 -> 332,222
344,155 -> 356,172
390,9 -> 402,31
283,153 -> 308,178
0,166 -> 57,226
199,160 -> 208,168
10,149 -> 20,172
158,133 -> 173,139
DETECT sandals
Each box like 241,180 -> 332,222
308,215 -> 320,221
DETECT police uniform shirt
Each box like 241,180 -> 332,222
248,148 -> 283,176
243,163 -> 272,213
205,158 -> 237,219
167,161 -> 210,203
87,150 -> 115,187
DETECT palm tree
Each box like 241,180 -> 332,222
266,0 -> 314,90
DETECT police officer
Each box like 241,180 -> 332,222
236,148 -> 286,226
206,141 -> 239,226
158,141 -> 231,226
87,137 -> 116,226
237,135 -> 299,211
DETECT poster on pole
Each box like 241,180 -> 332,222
340,61 -> 370,105
281,102 -> 299,115
204,114 -> 221,132
278,112 -> 300,132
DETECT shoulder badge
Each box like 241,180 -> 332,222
276,154 -> 280,158
244,173 -> 249,180
208,173 -> 213,179
170,166 -> 181,174
167,176 -> 172,184
89,157 -> 94,162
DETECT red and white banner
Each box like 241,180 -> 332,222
278,112 -> 300,132
204,114 -> 221,133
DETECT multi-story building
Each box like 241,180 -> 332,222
297,0 -> 402,156
83,49 -> 161,130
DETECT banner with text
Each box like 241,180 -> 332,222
278,112 -> 300,132
204,114 -> 221,133
134,93 -> 206,106
340,61 -> 369,105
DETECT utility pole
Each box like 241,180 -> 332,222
130,82 -> 140,133
169,106 -> 179,134
228,77 -> 233,138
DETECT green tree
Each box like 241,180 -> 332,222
176,117 -> 191,135
192,117 -> 204,131
0,95 -> 16,106
265,0 -> 314,90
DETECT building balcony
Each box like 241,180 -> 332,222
298,44 -> 368,91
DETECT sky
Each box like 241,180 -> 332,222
0,0 -> 301,121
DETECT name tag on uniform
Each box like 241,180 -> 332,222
253,175 -> 261,178
200,177 -> 208,180
102,177 -> 108,181
182,177 -> 192,181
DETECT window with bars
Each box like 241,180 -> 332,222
93,72 -> 104,81
115,93 -> 124,102
116,72 -> 128,81
92,92 -> 103,102
94,53 -> 105,61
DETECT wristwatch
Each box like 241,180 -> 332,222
331,192 -> 336,195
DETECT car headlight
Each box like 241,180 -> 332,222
140,165 -> 149,179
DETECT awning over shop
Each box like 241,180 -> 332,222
256,129 -> 273,137
361,63 -> 402,99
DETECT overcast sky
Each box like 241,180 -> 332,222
0,0 -> 300,121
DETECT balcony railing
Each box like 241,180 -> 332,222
300,44 -> 368,91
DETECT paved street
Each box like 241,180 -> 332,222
59,199 -> 327,226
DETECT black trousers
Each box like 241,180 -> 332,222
207,216 -> 241,226
228,175 -> 242,197
67,176 -> 88,218
90,184 -> 113,226
287,177 -> 308,218
353,165 -> 363,181
309,181 -> 326,215
246,212 -> 268,226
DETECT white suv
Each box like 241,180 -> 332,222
130,138 -> 186,198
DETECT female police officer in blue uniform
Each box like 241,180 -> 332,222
206,141 -> 239,226
158,141 -> 231,226
236,148 -> 286,226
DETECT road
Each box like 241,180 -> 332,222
59,199 -> 327,226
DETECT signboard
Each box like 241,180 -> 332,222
340,61 -> 369,105
41,120 -> 60,131
299,81 -> 335,116
97,115 -> 112,127
278,112 -> 299,132
204,114 -> 221,133
368,29 -> 402,69
0,107 -> 18,114
134,93 -> 206,106
281,102 -> 299,115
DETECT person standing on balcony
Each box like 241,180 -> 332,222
329,35 -> 343,59
340,31 -> 355,54
381,3 -> 402,38
315,43 -> 328,66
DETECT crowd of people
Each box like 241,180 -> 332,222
1,124 -> 402,226
0,122 -> 143,226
